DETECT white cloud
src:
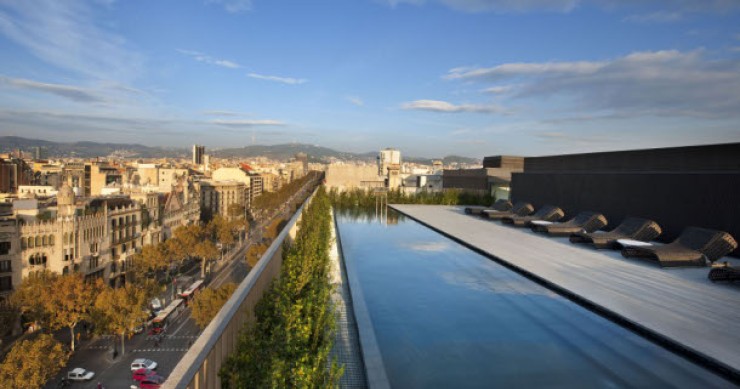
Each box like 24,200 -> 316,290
447,49 -> 740,118
0,76 -> 104,103
206,0 -> 252,14
177,49 -> 241,69
247,73 -> 307,85
0,0 -> 143,80
401,99 -> 508,114
387,0 -> 578,13
624,11 -> 683,23
385,0 -> 740,13
482,85 -> 513,94
447,61 -> 604,80
210,119 -> 285,126
346,96 -> 364,106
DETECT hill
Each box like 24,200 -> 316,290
0,136 -> 187,158
0,136 -> 480,164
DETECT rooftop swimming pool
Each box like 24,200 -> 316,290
335,209 -> 732,388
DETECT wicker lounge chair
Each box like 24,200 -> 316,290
464,199 -> 512,216
620,227 -> 738,267
482,202 -> 534,220
708,262 -> 740,282
569,217 -> 661,250
531,211 -> 608,236
500,205 -> 564,227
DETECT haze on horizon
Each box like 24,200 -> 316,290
0,0 -> 739,158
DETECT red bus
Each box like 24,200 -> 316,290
150,298 -> 184,334
178,280 -> 205,305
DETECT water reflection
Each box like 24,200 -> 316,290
336,208 -> 731,389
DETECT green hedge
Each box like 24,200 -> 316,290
220,186 -> 342,388
328,187 -> 494,208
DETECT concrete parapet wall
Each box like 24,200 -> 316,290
162,188 -> 316,389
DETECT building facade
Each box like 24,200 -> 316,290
199,180 -> 247,220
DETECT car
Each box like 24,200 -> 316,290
138,376 -> 165,389
67,368 -> 95,381
131,358 -> 158,371
132,368 -> 163,382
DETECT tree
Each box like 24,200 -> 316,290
194,240 -> 219,278
246,242 -> 269,267
227,203 -> 245,221
191,283 -> 238,329
0,334 -> 69,389
47,275 -> 102,352
14,272 -> 101,352
93,285 -> 149,356
12,271 -> 55,329
0,300 -> 20,339
168,224 -> 203,261
209,216 -> 236,248
132,243 -> 169,273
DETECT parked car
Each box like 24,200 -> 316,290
138,376 -> 165,388
132,368 -> 163,382
131,358 -> 158,371
67,368 -> 95,381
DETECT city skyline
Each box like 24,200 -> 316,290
1,0 -> 739,157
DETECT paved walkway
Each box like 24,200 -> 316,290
330,211 -> 367,388
391,204 -> 740,379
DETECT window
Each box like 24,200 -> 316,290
0,276 -> 11,292
0,242 -> 10,255
48,235 -> 55,246
0,260 -> 11,272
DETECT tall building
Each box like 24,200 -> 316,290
192,145 -> 205,166
0,156 -> 33,194
378,148 -> 402,189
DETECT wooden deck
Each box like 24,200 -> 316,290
391,204 -> 740,379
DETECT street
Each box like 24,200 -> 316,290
44,243 -> 250,389
43,181 -> 316,389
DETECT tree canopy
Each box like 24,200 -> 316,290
93,284 -> 149,355
191,283 -> 238,330
0,334 -> 69,389
13,272 -> 102,351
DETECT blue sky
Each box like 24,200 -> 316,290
0,0 -> 739,158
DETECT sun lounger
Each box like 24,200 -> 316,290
569,217 -> 661,249
708,262 -> 740,282
464,199 -> 512,216
620,227 -> 738,267
531,211 -> 608,236
500,205 -> 564,227
482,202 -> 534,220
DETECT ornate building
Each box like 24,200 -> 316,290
16,183 -> 142,288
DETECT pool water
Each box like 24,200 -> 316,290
335,210 -> 732,388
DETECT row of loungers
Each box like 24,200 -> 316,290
464,200 -> 739,280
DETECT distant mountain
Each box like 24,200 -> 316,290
0,136 -> 480,164
214,144 -> 480,165
0,136 -> 187,158
211,143 -> 360,162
